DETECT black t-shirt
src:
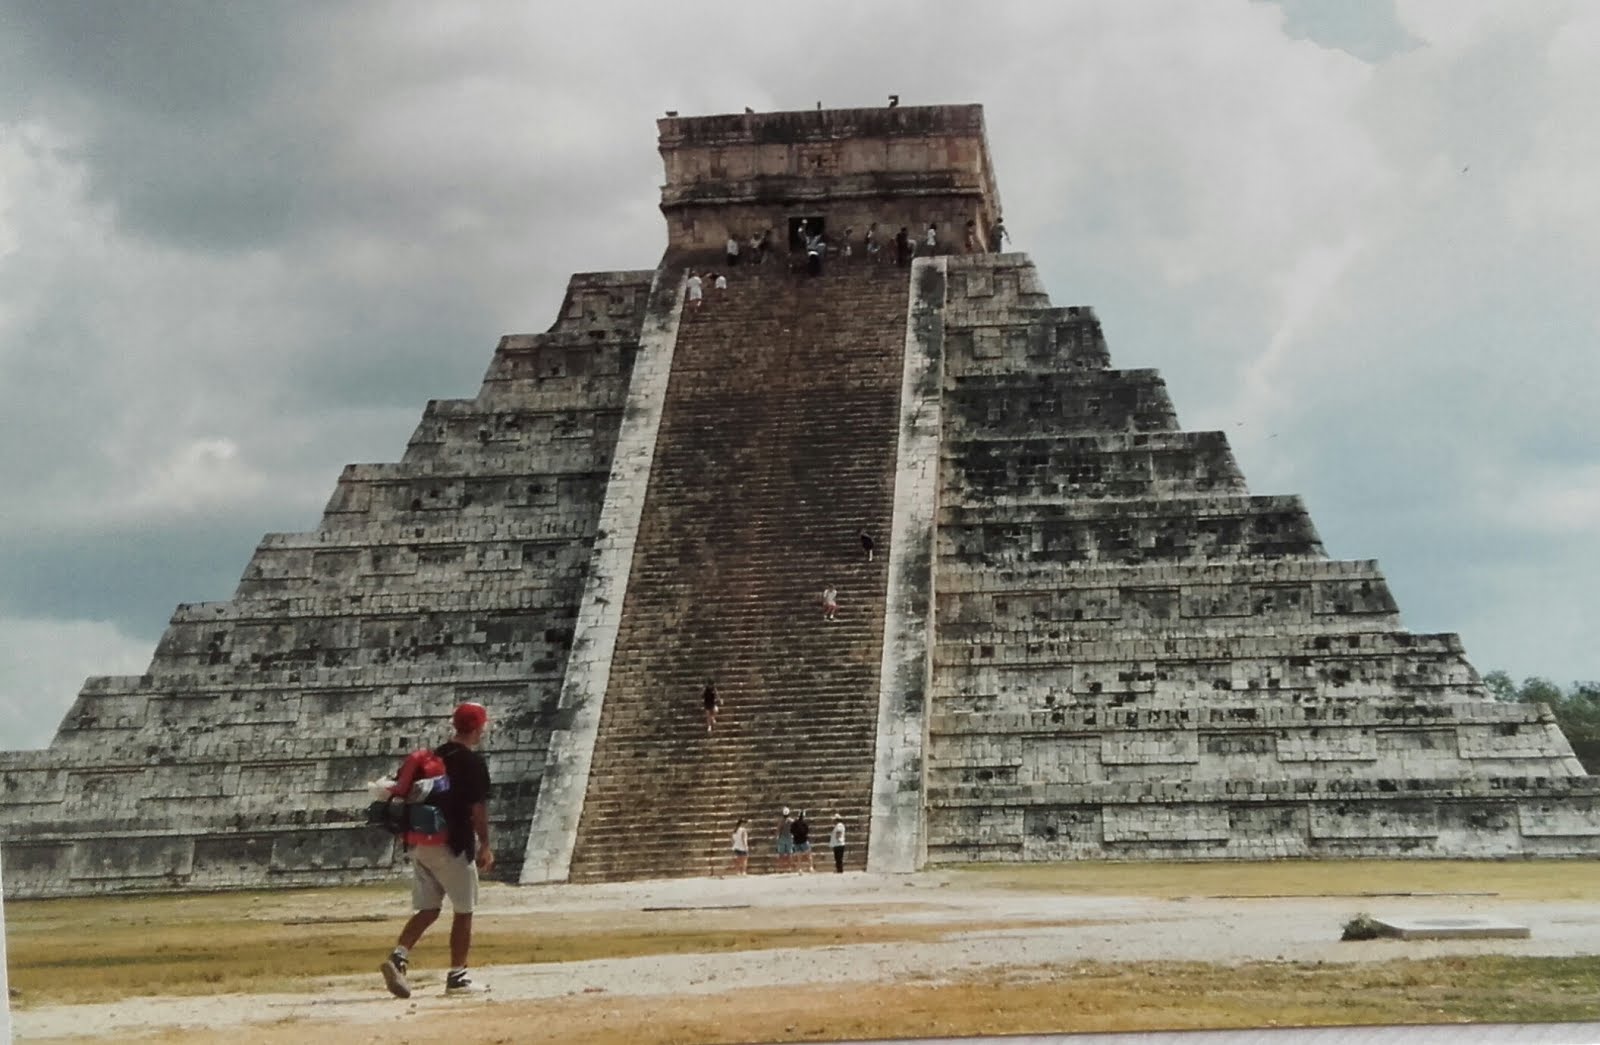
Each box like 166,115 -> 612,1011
703,685 -> 718,709
435,740 -> 491,859
791,817 -> 810,845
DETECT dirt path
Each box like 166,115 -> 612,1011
15,871 -> 1600,1042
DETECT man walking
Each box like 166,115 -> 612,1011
379,702 -> 494,998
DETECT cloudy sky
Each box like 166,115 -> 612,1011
1,1 -> 1595,750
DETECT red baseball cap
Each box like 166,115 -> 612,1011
452,702 -> 488,734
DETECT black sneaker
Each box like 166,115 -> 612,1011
445,970 -> 489,995
380,952 -> 411,999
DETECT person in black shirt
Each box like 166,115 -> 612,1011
791,810 -> 814,873
859,530 -> 874,562
380,702 -> 494,998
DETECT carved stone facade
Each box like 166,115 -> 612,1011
3,105 -> 1593,897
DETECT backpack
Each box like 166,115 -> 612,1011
365,748 -> 451,837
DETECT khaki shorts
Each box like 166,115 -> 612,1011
411,844 -> 478,914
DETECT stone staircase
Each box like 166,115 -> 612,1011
568,261 -> 912,880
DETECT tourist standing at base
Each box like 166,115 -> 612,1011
703,679 -> 720,734
792,810 -> 814,872
964,220 -> 978,253
831,815 -> 846,873
686,271 -> 704,310
866,223 -> 880,263
776,807 -> 795,872
822,585 -> 838,621
841,226 -> 854,261
726,234 -> 740,266
894,227 -> 910,267
379,702 -> 494,998
758,228 -> 772,264
925,223 -> 938,252
730,818 -> 749,875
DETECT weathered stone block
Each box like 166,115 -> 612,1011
1104,803 -> 1229,843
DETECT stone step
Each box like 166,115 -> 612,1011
567,261 -> 909,882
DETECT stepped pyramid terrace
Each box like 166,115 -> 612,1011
3,103 -> 1596,898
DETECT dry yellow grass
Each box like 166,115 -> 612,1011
9,859 -> 1598,1012
955,858 -> 1600,901
48,956 -> 1600,1045
7,893 -> 1088,1006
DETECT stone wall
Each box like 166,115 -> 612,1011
0,270 -> 654,898
922,254 -> 1600,863
658,105 -> 1002,257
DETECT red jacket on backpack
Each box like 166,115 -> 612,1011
390,748 -> 449,847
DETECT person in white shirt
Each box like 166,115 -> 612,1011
925,223 -> 937,250
714,273 -> 728,292
685,271 -> 704,310
830,816 -> 846,873
725,235 -> 740,266
730,818 -> 749,876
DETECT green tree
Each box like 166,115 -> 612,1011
1483,670 -> 1516,702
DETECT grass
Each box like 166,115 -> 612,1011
8,858 -> 1598,1014
99,956 -> 1600,1045
6,889 -> 1085,1005
952,858 -> 1600,901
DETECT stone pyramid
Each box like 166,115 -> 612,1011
2,104 -> 1593,898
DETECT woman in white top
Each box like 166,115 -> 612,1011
830,816 -> 846,873
730,819 -> 749,876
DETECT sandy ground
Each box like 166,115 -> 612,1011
14,870 -> 1600,1042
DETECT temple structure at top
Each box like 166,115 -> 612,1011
2,103 -> 1594,898
656,104 -> 1001,257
